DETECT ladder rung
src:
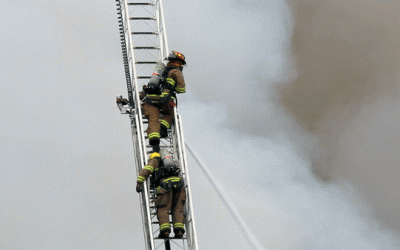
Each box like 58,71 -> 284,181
154,237 -> 187,240
134,46 -> 159,50
130,17 -> 156,20
137,76 -> 151,79
144,136 -> 170,139
152,211 -> 172,215
136,61 -> 158,64
152,221 -> 174,224
128,3 -> 154,5
132,32 -> 158,35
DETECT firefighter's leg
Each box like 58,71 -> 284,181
143,103 -> 161,152
156,187 -> 173,238
172,186 -> 186,238
160,101 -> 175,138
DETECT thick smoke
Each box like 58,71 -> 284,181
279,0 -> 400,230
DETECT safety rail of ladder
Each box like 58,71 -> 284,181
116,0 -> 198,249
173,114 -> 199,249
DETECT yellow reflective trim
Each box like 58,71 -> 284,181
160,120 -> 170,129
163,180 -> 179,183
149,152 -> 160,159
175,87 -> 186,93
143,165 -> 154,173
174,223 -> 184,227
166,78 -> 175,86
157,186 -> 161,193
163,177 -> 180,182
137,176 -> 145,182
160,224 -> 171,230
148,132 -> 160,139
147,94 -> 162,98
163,177 -> 180,181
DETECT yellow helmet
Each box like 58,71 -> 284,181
149,152 -> 160,159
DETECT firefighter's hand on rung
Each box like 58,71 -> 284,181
116,98 -> 129,105
136,183 -> 143,193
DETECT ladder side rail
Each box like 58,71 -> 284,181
155,1 -> 163,60
154,1 -> 166,60
177,114 -> 199,250
171,120 -> 180,165
133,113 -> 154,250
158,0 -> 169,58
171,115 -> 189,246
129,114 -> 149,249
123,1 -> 155,248
153,2 -> 164,62
172,110 -> 198,250
172,107 -> 184,181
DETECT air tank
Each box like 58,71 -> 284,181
160,149 -> 174,170
146,62 -> 166,95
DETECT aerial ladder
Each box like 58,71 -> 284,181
114,0 -> 198,249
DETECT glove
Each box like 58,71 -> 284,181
136,183 -> 143,193
139,92 -> 146,101
116,98 -> 129,105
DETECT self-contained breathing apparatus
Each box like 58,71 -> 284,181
145,62 -> 167,95
151,149 -> 184,192
144,62 -> 182,108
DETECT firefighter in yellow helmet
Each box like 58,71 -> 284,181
141,51 -> 186,153
136,150 -> 186,239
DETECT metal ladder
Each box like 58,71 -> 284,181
115,1 -> 198,249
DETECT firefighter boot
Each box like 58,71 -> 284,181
174,228 -> 185,239
152,144 -> 160,153
158,228 -> 170,239
150,139 -> 160,153
160,125 -> 168,138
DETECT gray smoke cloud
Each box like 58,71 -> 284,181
168,0 -> 400,247
276,0 -> 400,230
171,0 -> 400,240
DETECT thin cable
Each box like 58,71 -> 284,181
185,141 -> 265,250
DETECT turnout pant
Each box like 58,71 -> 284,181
142,101 -> 175,145
155,185 -> 186,233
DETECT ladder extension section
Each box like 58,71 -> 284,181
115,1 -> 198,249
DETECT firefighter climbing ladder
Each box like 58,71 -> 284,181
115,1 -> 198,249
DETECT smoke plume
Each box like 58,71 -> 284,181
279,0 -> 400,230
